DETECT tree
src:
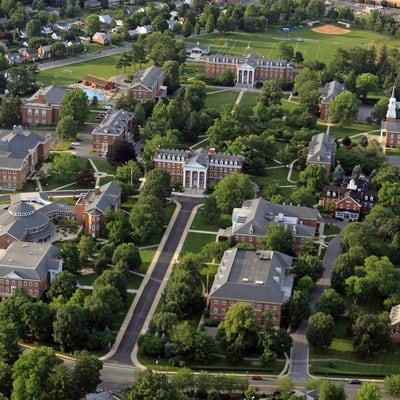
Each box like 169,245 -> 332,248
51,42 -> 66,58
316,289 -> 345,319
163,60 -> 180,93
200,196 -> 220,224
0,97 -> 22,128
372,164 -> 399,187
182,19 -> 193,37
77,167 -> 94,186
329,91 -> 359,125
372,96 -> 389,121
61,241 -> 80,274
306,312 -> 335,349
141,169 -> 171,206
50,153 -> 79,183
60,88 -> 89,125
107,138 -> 136,166
384,375 -> 400,398
285,289 -> 310,327
258,80 -> 283,106
260,223 -> 292,254
378,182 -> 400,213
356,73 -> 379,102
94,270 -> 127,301
115,159 -> 141,191
332,164 -> 345,185
85,14 -> 101,37
151,311 -> 179,336
205,15 -> 215,33
173,368 -> 194,392
299,164 -> 326,192
341,222 -> 371,251
21,301 -> 53,343
112,243 -> 141,271
352,313 -> 391,358
129,202 -> 162,244
78,235 -> 94,262
217,303 -> 258,362
0,321 -> 20,365
213,173 -> 253,213
318,380 -> 346,400
294,255 -> 323,282
0,361 -> 12,398
7,64 -> 38,96
290,187 -> 317,207
131,36 -> 147,68
277,376 -> 295,398
128,370 -> 178,400
26,18 -> 42,36
116,52 -> 132,72
105,212 -> 131,245
355,382 -> 381,400
278,42 -> 294,60
306,0 -> 325,18
48,271 -> 77,300
70,354 -> 103,399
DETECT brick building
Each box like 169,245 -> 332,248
306,133 -> 337,178
319,80 -> 345,121
154,148 -> 243,189
76,182 -> 121,236
390,304 -> 400,343
227,198 -> 323,253
381,89 -> 400,148
21,85 -> 67,126
130,66 -> 167,101
92,109 -> 135,155
92,32 -> 111,45
205,54 -> 296,87
83,75 -> 115,90
0,241 -> 62,298
0,126 -> 50,190
321,176 -> 377,221
208,248 -> 294,326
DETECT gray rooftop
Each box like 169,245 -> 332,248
207,54 -> 292,68
382,119 -> 400,133
92,109 -> 134,136
25,85 -> 67,105
232,198 -> 319,238
185,42 -> 210,52
306,133 -> 337,164
0,241 -> 60,281
133,66 -> 164,90
209,248 -> 294,304
0,126 -> 49,170
85,182 -> 121,215
321,80 -> 345,103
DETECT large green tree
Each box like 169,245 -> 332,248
329,90 -> 359,125
85,14 -> 101,37
260,223 -> 292,254
60,89 -> 89,125
355,382 -> 381,400
306,312 -> 335,349
315,289 -> 345,319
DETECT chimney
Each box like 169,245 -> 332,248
208,148 -> 216,155
13,125 -> 24,135
95,186 -> 101,195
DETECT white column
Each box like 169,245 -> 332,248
237,68 -> 241,84
197,172 -> 200,188
189,170 -> 192,187
204,172 -> 207,189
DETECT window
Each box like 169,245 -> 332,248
34,282 -> 38,287
29,290 -> 32,295
29,282 -> 33,286
213,307 -> 218,314
35,109 -> 39,116
41,110 -> 46,116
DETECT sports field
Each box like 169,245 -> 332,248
186,27 -> 400,63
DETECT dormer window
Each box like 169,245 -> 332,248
364,195 -> 368,201
332,192 -> 336,197
327,190 -> 331,197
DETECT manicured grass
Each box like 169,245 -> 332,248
200,263 -> 219,292
49,196 -> 78,206
0,195 -> 10,205
205,89 -> 238,111
310,318 -> 400,377
139,248 -> 157,274
282,99 -> 299,112
250,167 -> 299,187
37,55 -> 132,86
126,272 -> 143,290
54,139 -> 72,151
164,202 -> 177,225
240,92 -> 258,108
181,232 -> 217,255
78,272 -> 98,286
185,27 -> 400,63
20,180 -> 38,192
191,210 -> 231,232
92,159 -> 116,175
181,62 -> 205,82
386,147 -> 400,156
329,123 -> 379,140
324,224 -> 340,236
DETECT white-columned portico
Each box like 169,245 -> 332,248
184,165 -> 207,189
237,63 -> 255,87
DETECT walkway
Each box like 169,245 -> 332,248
89,158 -> 114,186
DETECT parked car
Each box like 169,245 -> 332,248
251,375 -> 262,381
348,379 -> 361,385
71,141 -> 81,146
68,146 -> 76,150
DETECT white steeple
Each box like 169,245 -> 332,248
387,86 -> 397,122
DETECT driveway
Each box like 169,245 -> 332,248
107,196 -> 201,365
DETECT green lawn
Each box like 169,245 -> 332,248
92,159 -> 116,175
205,89 -> 238,112
324,224 -> 340,236
250,167 -> 299,187
240,92 -> 258,108
185,27 -> 400,63
126,272 -> 143,290
200,263 -> 219,292
78,272 -> 98,286
181,62 -> 205,82
386,147 -> 400,156
191,210 -> 231,232
310,318 -> 400,377
282,99 -> 299,112
328,123 -> 379,140
37,55 -> 135,86
139,248 -> 157,274
181,232 -> 217,254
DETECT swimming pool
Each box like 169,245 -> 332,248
82,88 -> 106,101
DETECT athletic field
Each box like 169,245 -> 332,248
187,27 -> 400,63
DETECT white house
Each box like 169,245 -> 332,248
99,15 -> 114,25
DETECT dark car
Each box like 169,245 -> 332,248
251,375 -> 262,381
68,146 -> 76,150
348,379 -> 361,385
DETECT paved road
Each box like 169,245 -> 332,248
289,224 -> 344,382
107,196 -> 201,365
37,43 -> 131,71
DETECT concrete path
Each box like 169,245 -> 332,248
287,158 -> 299,184
188,229 -> 218,235
51,181 -> 78,191
78,284 -> 138,294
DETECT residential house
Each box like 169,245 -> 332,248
206,54 -> 296,87
186,42 -> 210,59
18,47 -> 37,62
321,175 -> 377,221
5,53 -> 22,65
209,248 -> 294,326
99,15 -> 114,25
381,89 -> 400,148
41,25 -> 53,35
0,241 -> 62,298
0,126 -> 50,190
21,85 -> 67,126
83,75 -> 115,90
319,80 -> 345,121
84,0 -> 102,11
306,133 -> 337,178
76,182 -> 122,236
92,109 -> 135,154
390,304 -> 400,343
154,147 -> 243,189
108,0 -> 120,7
53,21 -> 72,32
51,32 -> 62,41
130,66 -> 167,101
92,32 -> 111,45
127,25 -> 152,37
227,198 -> 323,253
37,44 -> 52,59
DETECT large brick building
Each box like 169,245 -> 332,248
0,241 -> 62,298
381,90 -> 400,148
306,133 -> 337,178
0,126 -> 50,190
209,248 -> 294,326
21,85 -> 67,126
205,54 -> 296,87
92,109 -> 135,155
130,66 -> 167,101
227,198 -> 323,253
154,148 -> 243,189
319,80 -> 345,121
321,176 -> 377,221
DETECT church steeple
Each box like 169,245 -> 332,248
387,86 -> 397,122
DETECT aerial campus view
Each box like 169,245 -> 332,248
1,0 -> 400,399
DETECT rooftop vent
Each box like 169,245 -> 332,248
255,280 -> 264,285
242,277 -> 249,282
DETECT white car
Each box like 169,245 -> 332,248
71,141 -> 81,146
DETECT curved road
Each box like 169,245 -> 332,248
107,196 -> 201,365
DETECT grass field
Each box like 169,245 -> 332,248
205,89 -> 238,111
139,248 -> 157,274
191,211 -> 231,232
250,166 -> 299,187
240,92 -> 258,108
185,27 -> 400,63
181,232 -> 217,254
